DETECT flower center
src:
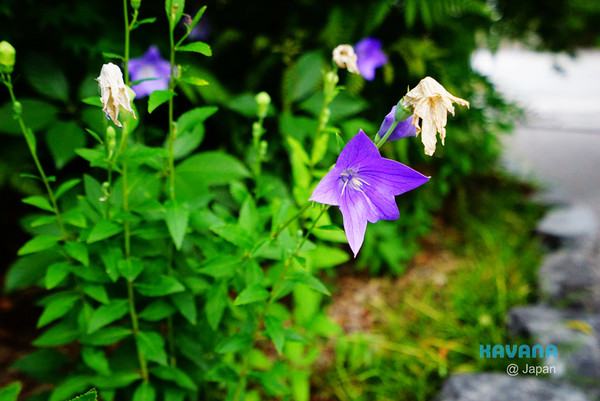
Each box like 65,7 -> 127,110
340,167 -> 369,196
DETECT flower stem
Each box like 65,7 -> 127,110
375,120 -> 399,149
234,206 -> 329,401
122,0 -> 148,382
270,202 -> 312,239
1,73 -> 67,239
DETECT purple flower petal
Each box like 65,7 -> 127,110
339,189 -> 369,257
377,106 -> 416,141
129,46 -> 171,98
309,130 -> 428,257
355,37 -> 388,81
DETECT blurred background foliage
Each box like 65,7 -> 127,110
0,0 -> 598,399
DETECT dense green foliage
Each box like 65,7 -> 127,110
0,0 -> 562,400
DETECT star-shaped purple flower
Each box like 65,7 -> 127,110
310,130 -> 429,257
128,46 -> 171,98
355,37 -> 388,81
377,105 -> 416,141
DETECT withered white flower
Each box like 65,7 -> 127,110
97,62 -> 136,128
402,76 -> 469,156
332,44 -> 359,75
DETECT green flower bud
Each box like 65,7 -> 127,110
324,71 -> 339,94
0,41 -> 16,73
12,100 -> 22,115
106,126 -> 117,157
394,97 -> 412,122
130,0 -> 141,10
255,91 -> 271,119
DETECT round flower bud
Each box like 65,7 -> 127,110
0,41 -> 16,73
255,91 -> 271,119
130,0 -> 141,10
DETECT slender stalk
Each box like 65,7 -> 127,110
122,0 -> 148,381
2,74 -> 67,238
375,120 -> 399,149
270,202 -> 312,239
167,17 -> 177,201
233,206 -> 329,401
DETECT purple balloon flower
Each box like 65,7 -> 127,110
310,130 -> 429,257
128,46 -> 171,98
377,105 -> 416,141
355,37 -> 388,81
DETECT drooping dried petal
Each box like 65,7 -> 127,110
332,45 -> 360,75
97,62 -> 136,128
402,76 -> 469,156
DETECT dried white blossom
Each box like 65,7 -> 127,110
332,45 -> 359,75
97,63 -> 136,128
402,76 -> 469,156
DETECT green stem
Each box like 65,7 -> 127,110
270,202 -> 312,239
233,206 -> 329,401
167,19 -> 177,201
122,0 -> 148,382
2,74 -> 67,238
375,120 -> 399,149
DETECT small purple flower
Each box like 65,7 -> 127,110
355,37 -> 388,81
377,105 -> 416,141
128,46 -> 171,98
310,131 -> 429,257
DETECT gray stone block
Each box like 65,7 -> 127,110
435,373 -> 591,401
538,251 -> 600,311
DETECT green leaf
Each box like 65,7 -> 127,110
6,251 -> 60,292
171,292 -> 196,325
310,131 -> 329,166
89,372 -> 140,389
151,366 -> 198,391
133,382 -> 155,401
286,270 -> 330,296
87,299 -> 129,334
117,257 -> 144,282
65,241 -> 90,266
239,195 -> 259,234
81,346 -> 111,376
176,41 -> 212,56
0,381 -> 21,401
197,256 -> 241,278
132,17 -> 157,28
84,128 -> 103,144
69,388 -> 97,401
55,178 -> 82,200
33,320 -> 78,347
12,349 -> 68,382
211,224 -> 253,249
136,331 -> 167,366
286,137 -> 311,190
37,293 -> 79,328
165,200 -> 189,250
102,52 -> 124,60
178,76 -> 209,86
215,333 -> 253,353
282,51 -> 323,104
148,90 -> 176,114
80,327 -> 131,346
175,151 -> 249,198
0,99 -> 58,135
81,97 -> 103,107
233,284 -> 269,306
134,275 -> 185,297
205,281 -> 228,330
307,244 -> 350,269
22,195 -> 54,212
165,0 -> 185,26
45,261 -> 71,289
204,363 -> 238,383
87,220 -> 123,243
24,56 -> 69,102
82,283 -> 110,305
49,377 -> 91,401
172,106 -> 217,159
18,235 -> 60,255
264,315 -> 285,355
139,300 -> 176,321
46,121 -> 86,169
